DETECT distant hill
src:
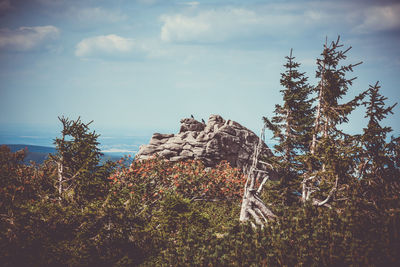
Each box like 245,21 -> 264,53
2,144 -> 128,165
4,144 -> 56,164
6,144 -> 56,154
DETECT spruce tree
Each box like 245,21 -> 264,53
302,36 -> 366,205
360,82 -> 398,207
50,116 -> 105,203
310,36 -> 364,153
263,49 -> 314,204
362,82 -> 397,171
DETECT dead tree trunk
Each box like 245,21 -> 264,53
310,38 -> 327,155
56,124 -> 66,198
240,124 -> 276,227
301,174 -> 334,208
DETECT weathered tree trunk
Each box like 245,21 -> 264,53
57,129 -> 66,198
310,79 -> 323,155
310,39 -> 327,155
240,125 -> 276,227
57,160 -> 64,196
301,173 -> 337,208
284,51 -> 293,163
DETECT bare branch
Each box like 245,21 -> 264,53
257,175 -> 270,195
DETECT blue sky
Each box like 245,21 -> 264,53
0,0 -> 399,150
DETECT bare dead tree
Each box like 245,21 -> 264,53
240,124 -> 276,228
55,117 -> 67,198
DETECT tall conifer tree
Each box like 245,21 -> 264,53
310,36 -> 363,153
302,36 -> 366,205
264,49 -> 314,204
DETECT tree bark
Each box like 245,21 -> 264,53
240,124 -> 276,227
311,39 -> 327,155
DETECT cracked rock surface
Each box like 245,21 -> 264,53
135,114 -> 272,170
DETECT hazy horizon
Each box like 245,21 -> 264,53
1,0 -> 400,143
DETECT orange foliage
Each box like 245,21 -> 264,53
108,156 -> 246,202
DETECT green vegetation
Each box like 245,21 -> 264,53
1,37 -> 399,266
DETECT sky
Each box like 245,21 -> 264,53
0,0 -> 400,151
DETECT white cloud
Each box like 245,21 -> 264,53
181,1 -> 199,7
160,8 -> 261,43
160,2 -> 400,44
75,35 -> 168,60
75,34 -> 139,58
354,3 -> 400,33
160,7 -> 323,43
160,13 -> 211,42
0,25 -> 59,51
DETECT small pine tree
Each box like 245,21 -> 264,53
362,82 -> 397,172
263,49 -> 314,204
50,116 -> 106,202
360,82 -> 398,206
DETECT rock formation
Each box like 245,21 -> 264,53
135,115 -> 273,171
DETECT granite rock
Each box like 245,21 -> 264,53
135,115 -> 272,171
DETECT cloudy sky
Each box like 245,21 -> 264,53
0,0 -> 399,144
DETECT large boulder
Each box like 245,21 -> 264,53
135,115 -> 273,171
